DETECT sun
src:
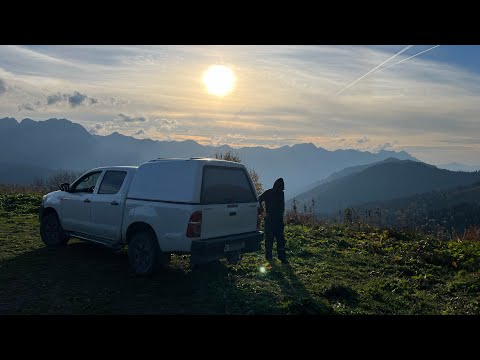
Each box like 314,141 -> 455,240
203,65 -> 235,97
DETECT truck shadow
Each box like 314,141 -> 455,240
0,241 -> 251,314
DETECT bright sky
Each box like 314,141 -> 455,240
1,45 -> 479,165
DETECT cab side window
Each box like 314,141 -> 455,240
98,171 -> 127,195
70,171 -> 102,193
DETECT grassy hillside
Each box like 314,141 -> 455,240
292,157 -> 404,198
355,182 -> 480,233
1,189 -> 479,314
290,160 -> 480,215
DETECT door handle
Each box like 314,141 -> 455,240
229,212 -> 237,216
83,199 -> 91,203
111,201 -> 119,206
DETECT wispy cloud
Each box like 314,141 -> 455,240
18,103 -> 37,111
0,79 -> 6,95
18,91 -> 98,111
155,118 -> 179,130
2,45 -> 480,164
117,113 -> 147,122
357,136 -> 369,144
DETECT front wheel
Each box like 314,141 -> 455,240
128,232 -> 161,276
40,211 -> 69,247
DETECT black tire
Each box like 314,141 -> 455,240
128,231 -> 161,276
40,211 -> 69,247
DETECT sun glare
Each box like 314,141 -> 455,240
203,65 -> 235,97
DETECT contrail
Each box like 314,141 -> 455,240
337,45 -> 413,95
369,45 -> 440,74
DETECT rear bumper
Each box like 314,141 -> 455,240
190,231 -> 263,265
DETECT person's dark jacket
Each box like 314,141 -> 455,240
258,178 -> 285,219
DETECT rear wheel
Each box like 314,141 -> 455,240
128,231 -> 163,276
40,211 -> 69,247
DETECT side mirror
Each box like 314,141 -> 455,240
60,183 -> 70,192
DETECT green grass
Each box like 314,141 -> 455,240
1,191 -> 479,314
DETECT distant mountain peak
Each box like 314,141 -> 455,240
292,142 -> 317,149
0,117 -> 18,128
181,139 -> 200,145
382,157 -> 402,162
0,117 -> 17,122
20,118 -> 34,124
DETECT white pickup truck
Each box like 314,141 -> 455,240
39,158 -> 263,275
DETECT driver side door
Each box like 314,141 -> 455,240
61,171 -> 103,235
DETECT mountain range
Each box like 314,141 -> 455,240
1,117 -> 418,197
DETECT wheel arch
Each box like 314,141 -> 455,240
42,206 -> 59,220
126,222 -> 160,247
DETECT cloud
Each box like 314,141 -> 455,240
373,142 -> 395,152
46,91 -> 97,107
0,79 -> 6,95
133,129 -> 145,136
117,113 -> 147,122
88,123 -> 103,134
88,122 -> 115,135
156,118 -> 179,130
106,97 -> 129,106
357,136 -> 369,144
18,103 -> 35,111
67,91 -> 97,107
47,93 -> 64,105
23,91 -> 99,110
18,100 -> 43,112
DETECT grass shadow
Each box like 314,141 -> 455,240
0,240 -> 251,314
268,261 -> 333,315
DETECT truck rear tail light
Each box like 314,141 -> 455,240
186,211 -> 202,237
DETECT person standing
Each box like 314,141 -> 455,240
258,178 -> 287,264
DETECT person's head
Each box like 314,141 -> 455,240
273,178 -> 284,191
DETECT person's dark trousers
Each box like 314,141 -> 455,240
265,216 -> 286,261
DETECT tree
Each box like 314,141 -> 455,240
45,170 -> 83,192
32,176 -> 45,189
214,151 -> 263,195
